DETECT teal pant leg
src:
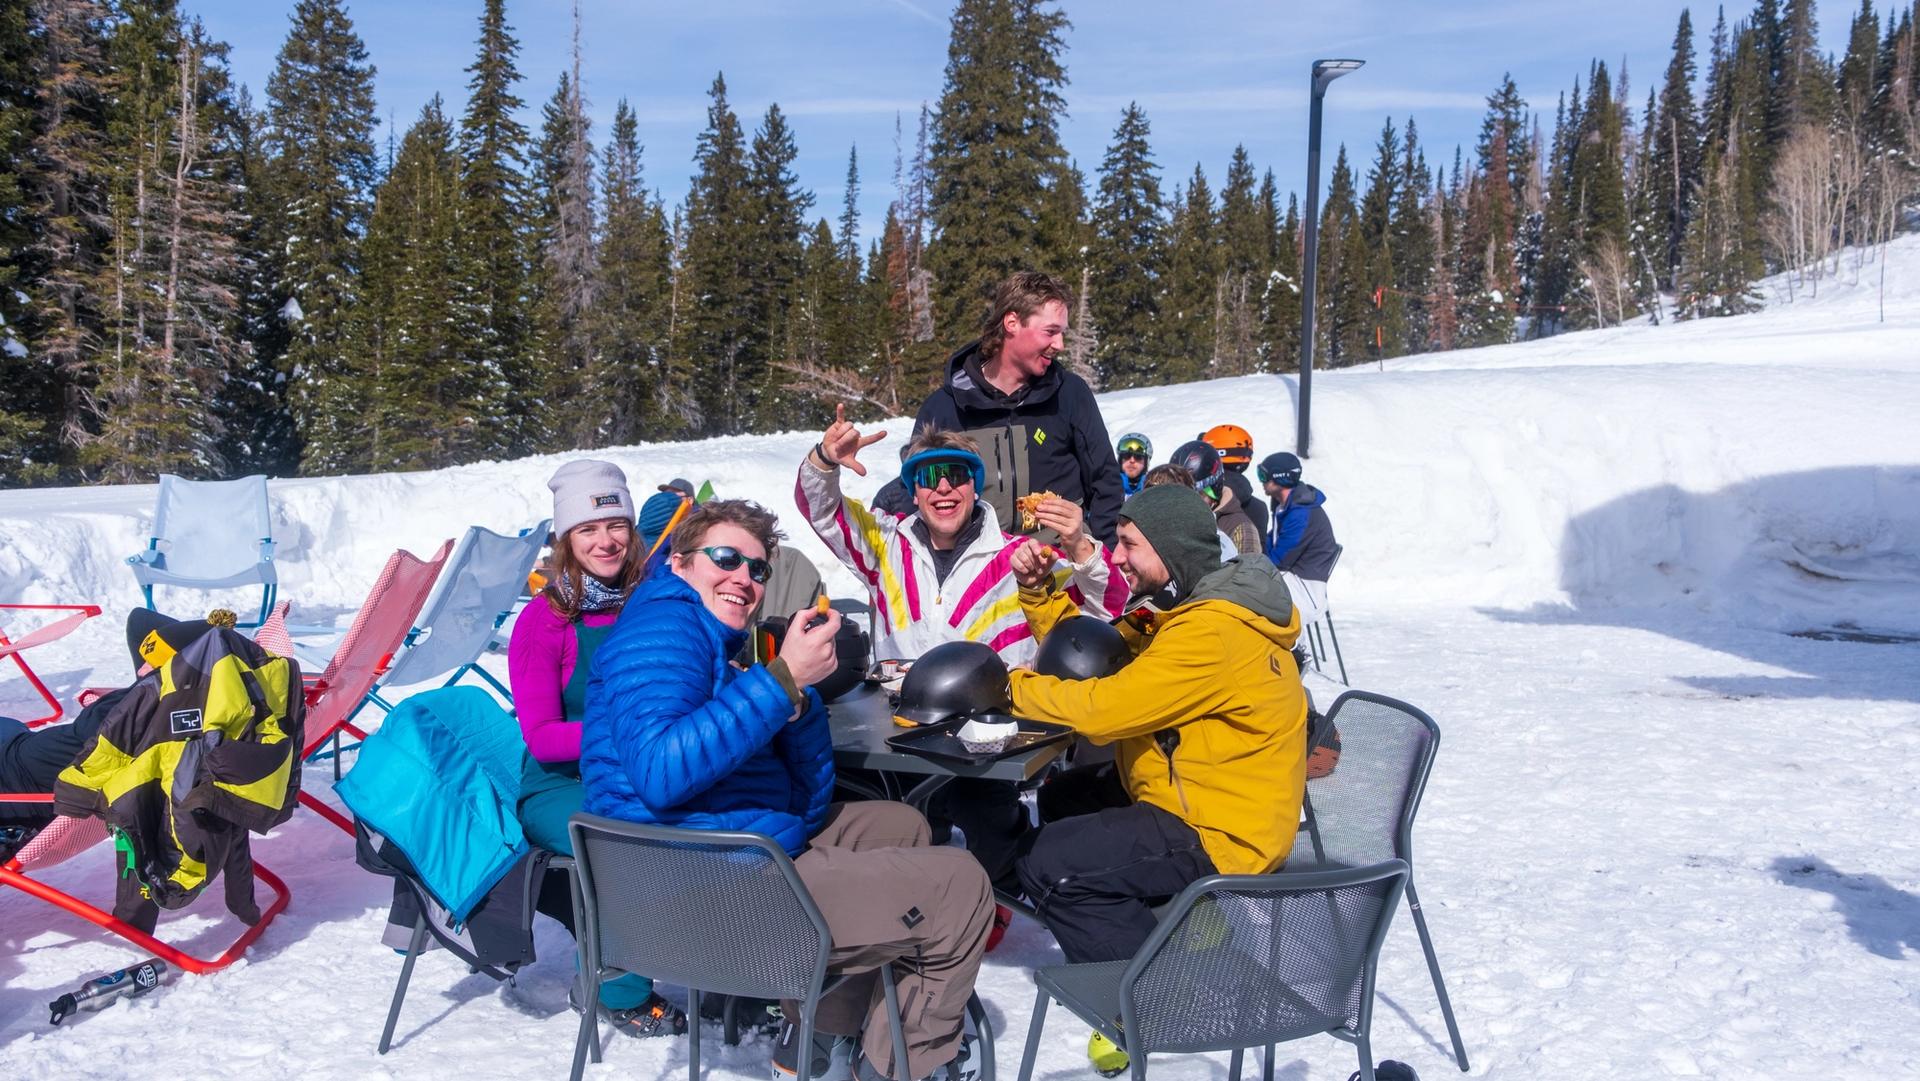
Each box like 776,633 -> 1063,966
518,767 -> 654,1010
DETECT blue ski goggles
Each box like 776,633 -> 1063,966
900,449 -> 986,493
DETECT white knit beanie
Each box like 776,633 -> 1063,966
549,459 -> 635,536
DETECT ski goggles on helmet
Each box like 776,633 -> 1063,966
1116,437 -> 1149,460
900,449 -> 986,493
1256,463 -> 1301,486
694,546 -> 773,583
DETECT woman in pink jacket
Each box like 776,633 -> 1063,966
510,459 -> 684,1038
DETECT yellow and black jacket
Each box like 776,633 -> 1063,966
1009,557 -> 1308,876
54,627 -> 303,927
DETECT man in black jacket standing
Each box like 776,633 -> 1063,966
875,271 -> 1122,544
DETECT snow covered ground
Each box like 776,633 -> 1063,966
2,239 -> 1918,1078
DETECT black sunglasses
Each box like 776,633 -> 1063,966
1118,450 -> 1148,462
695,546 -> 773,583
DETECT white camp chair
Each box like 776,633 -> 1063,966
127,474 -> 277,627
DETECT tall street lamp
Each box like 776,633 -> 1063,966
1296,58 -> 1364,458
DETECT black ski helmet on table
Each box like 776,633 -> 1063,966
893,640 -> 1011,724
1033,616 -> 1130,681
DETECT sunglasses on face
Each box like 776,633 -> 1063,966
1118,451 -> 1148,463
912,459 -> 977,491
696,546 -> 773,583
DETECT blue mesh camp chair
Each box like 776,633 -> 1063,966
127,474 -> 277,627
373,520 -> 550,705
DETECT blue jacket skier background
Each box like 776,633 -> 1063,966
1265,483 -> 1338,581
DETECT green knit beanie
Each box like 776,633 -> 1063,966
1118,485 -> 1224,605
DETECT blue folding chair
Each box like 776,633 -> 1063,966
127,474 -> 277,627
370,520 -> 550,709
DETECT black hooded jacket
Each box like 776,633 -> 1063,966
875,341 -> 1123,543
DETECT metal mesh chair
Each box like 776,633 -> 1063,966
1287,690 -> 1466,1071
566,813 -> 992,1081
1016,862 -> 1408,1081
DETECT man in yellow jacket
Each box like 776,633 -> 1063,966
1003,483 -> 1308,967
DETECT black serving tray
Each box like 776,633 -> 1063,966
885,713 -> 1073,764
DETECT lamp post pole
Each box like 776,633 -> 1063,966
1296,58 -> 1363,459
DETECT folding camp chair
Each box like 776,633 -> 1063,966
0,604 -> 102,728
1286,690 -> 1466,1072
1301,544 -> 1348,686
566,814 -> 994,1081
296,540 -> 454,834
0,799 -> 290,975
127,474 -> 278,627
372,520 -> 550,704
1016,862 -> 1409,1081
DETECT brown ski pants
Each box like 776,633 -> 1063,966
788,800 -> 994,1081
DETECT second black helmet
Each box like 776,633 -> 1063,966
1033,616 -> 1131,681
894,640 -> 1011,724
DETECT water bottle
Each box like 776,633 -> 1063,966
47,958 -> 170,1025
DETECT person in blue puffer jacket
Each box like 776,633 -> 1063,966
581,499 -> 993,1081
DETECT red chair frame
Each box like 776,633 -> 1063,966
0,603 -> 103,728
1,793 -> 291,975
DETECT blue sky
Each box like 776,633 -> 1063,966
183,1 -> 1858,248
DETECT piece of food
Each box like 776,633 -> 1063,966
957,717 -> 1019,753
1016,490 -> 1062,531
816,594 -> 831,616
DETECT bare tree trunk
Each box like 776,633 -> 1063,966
162,38 -> 201,369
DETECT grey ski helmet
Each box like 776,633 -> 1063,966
893,640 -> 1011,724
1033,616 -> 1131,681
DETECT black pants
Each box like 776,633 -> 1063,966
932,777 -> 1031,896
1013,764 -> 1215,964
0,694 -> 113,831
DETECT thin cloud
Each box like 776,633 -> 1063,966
875,0 -> 944,27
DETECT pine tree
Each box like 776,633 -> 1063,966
0,1 -> 60,482
1479,73 -> 1532,211
531,57 -> 598,450
456,0 -> 534,458
1313,145 -> 1369,366
1648,9 -> 1703,286
743,102 -> 812,429
1089,103 -> 1163,388
1157,166 -> 1216,383
91,18 -> 250,481
1391,121 -> 1435,354
263,0 -> 378,474
1215,145 -> 1264,374
683,73 -> 754,433
1358,120 -> 1407,357
592,99 -> 678,443
926,0 -> 1071,341
214,85 -> 300,477
1779,0 -> 1837,128
1264,192 -> 1303,369
23,0 -> 118,477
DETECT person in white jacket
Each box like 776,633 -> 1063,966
797,405 -> 1124,667
799,406 -> 1125,919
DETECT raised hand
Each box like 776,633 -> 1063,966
821,402 -> 888,477
1033,496 -> 1095,562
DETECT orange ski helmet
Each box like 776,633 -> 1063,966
1201,424 -> 1254,470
